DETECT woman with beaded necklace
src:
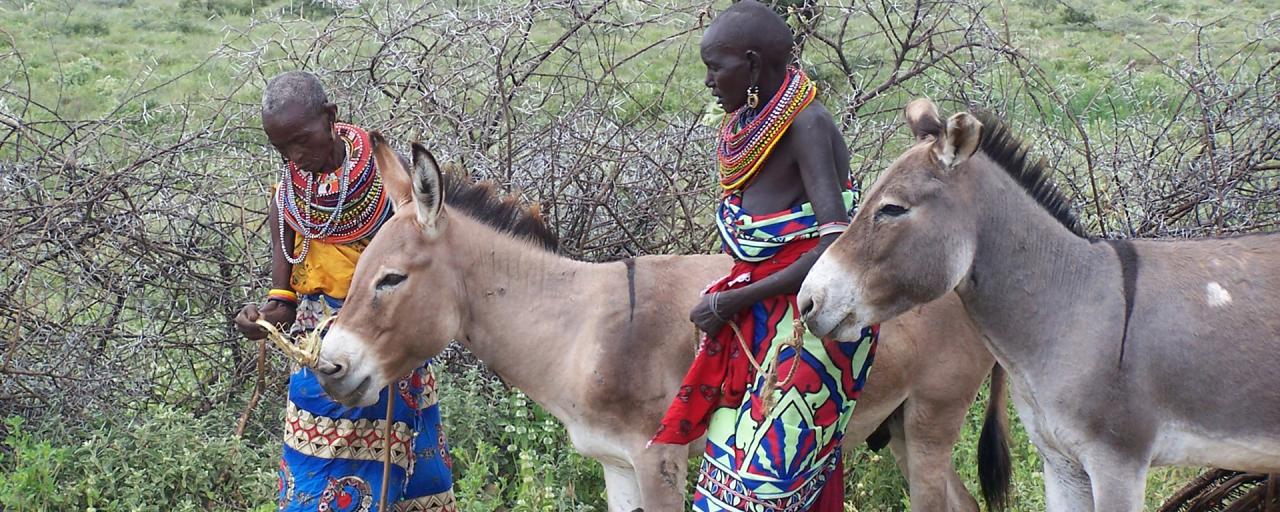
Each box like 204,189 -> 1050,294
650,2 -> 878,510
233,71 -> 456,512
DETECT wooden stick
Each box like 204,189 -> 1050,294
378,394 -> 395,511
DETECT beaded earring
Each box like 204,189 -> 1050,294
746,85 -> 760,109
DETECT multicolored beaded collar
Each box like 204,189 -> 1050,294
716,67 -> 817,194
274,123 -> 392,263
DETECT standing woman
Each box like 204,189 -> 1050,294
651,2 -> 878,510
233,71 -> 456,511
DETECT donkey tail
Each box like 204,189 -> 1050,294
978,363 -> 1012,511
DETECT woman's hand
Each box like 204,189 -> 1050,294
234,300 -> 296,340
690,290 -> 745,336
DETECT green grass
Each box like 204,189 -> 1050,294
993,0 -> 1277,126
5,0 -> 1269,144
0,375 -> 1212,510
0,0 -> 350,122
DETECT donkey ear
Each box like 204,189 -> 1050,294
369,131 -> 412,210
410,142 -> 447,237
933,112 -> 983,169
904,98 -> 944,142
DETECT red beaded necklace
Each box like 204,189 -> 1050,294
717,67 -> 816,193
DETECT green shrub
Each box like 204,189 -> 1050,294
438,367 -> 606,510
0,408 -> 276,511
279,1 -> 346,19
62,16 -> 111,37
1061,4 -> 1098,25
179,0 -> 261,17
62,56 -> 103,86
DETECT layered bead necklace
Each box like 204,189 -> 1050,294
275,123 -> 391,264
716,67 -> 817,194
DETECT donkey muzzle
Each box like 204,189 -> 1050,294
314,326 -> 384,407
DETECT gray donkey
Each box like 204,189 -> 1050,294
799,98 -> 1280,511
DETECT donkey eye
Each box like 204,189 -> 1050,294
876,204 -> 909,218
376,273 -> 407,290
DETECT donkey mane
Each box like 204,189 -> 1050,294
442,172 -> 559,252
975,112 -> 1087,238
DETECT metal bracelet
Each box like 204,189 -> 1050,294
710,291 -> 729,323
817,221 -> 849,237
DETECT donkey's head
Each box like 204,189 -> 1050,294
800,98 -> 982,340
313,135 -> 464,407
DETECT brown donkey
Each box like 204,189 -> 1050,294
313,135 -> 1009,511
800,98 -> 1280,512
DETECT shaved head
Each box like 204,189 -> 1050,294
260,70 -> 342,174
262,70 -> 329,119
703,0 -> 794,69
699,1 -> 796,112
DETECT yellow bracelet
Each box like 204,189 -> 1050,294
267,288 -> 298,303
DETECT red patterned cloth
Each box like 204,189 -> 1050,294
653,234 -> 879,510
652,238 -> 820,445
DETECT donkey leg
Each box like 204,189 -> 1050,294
901,399 -> 980,512
885,407 -> 911,482
1084,456 -> 1148,512
601,462 -> 644,512
1042,452 -> 1095,512
632,444 -> 688,511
